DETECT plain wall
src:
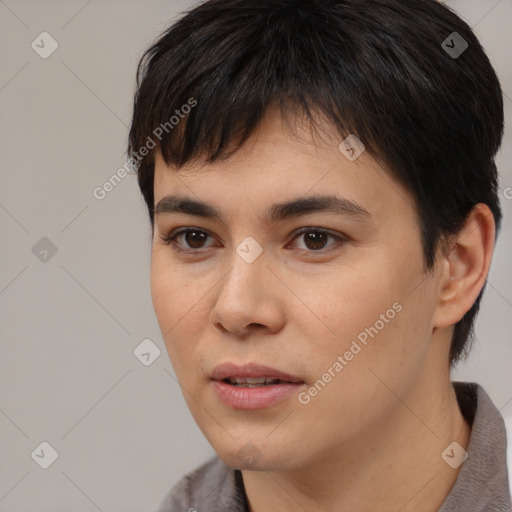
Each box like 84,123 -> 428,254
0,1 -> 511,510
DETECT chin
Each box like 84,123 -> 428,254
219,450 -> 280,471
210,436 -> 300,472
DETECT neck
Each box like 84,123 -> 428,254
241,338 -> 471,512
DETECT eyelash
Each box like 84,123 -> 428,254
159,227 -> 347,254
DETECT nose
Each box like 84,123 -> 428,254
209,245 -> 286,338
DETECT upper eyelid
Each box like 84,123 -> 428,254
163,226 -> 215,242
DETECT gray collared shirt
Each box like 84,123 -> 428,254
156,382 -> 511,512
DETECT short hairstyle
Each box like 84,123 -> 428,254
128,0 -> 504,364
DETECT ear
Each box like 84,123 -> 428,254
432,203 -> 496,329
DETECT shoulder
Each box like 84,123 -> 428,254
505,413 -> 512,498
155,455 -> 247,512
447,381 -> 512,509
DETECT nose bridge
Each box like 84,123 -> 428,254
211,236 -> 280,334
221,238 -> 268,303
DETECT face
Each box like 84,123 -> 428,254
150,109 -> 442,471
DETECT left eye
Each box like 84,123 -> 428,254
288,228 -> 344,251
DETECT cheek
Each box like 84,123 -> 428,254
301,262 -> 431,386
150,252 -> 206,366
339,293 -> 433,396
295,302 -> 429,443
150,249 -> 203,325
150,255 -> 178,331
302,270 -> 398,345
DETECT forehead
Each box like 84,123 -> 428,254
152,109 -> 416,225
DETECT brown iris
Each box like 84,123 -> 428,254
302,231 -> 329,250
183,230 -> 208,249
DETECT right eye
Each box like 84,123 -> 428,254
160,228 -> 218,252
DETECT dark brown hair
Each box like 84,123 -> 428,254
128,0 -> 504,364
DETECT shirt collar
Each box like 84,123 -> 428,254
438,382 -> 511,511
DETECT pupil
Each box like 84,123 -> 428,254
304,232 -> 327,250
186,231 -> 207,248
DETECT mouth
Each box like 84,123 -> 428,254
210,362 -> 305,409
221,377 -> 299,388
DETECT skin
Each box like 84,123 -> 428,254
150,108 -> 495,512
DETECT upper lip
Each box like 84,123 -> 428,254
211,362 -> 304,383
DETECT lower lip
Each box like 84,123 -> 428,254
212,380 -> 304,410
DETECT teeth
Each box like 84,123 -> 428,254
241,377 -> 277,384
228,377 -> 281,386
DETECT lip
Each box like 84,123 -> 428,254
210,362 -> 303,383
210,362 -> 305,410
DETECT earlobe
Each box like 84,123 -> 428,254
433,204 -> 496,329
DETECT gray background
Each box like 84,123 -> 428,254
0,1 -> 511,511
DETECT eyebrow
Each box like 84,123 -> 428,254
154,194 -> 372,224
